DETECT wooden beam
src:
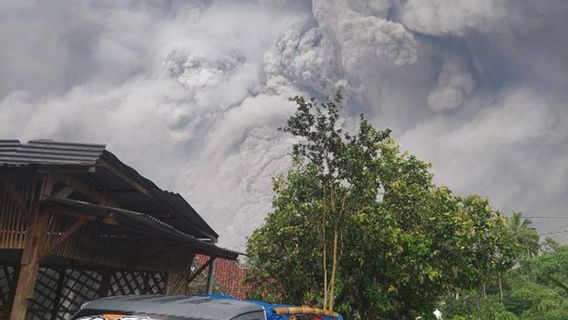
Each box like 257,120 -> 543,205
40,218 -> 88,260
49,207 -> 96,222
53,185 -> 75,199
53,174 -> 127,210
53,174 -> 105,203
97,160 -> 152,197
101,216 -> 119,226
49,207 -> 119,226
36,166 -> 97,174
186,258 -> 212,284
53,174 -> 176,218
128,244 -> 182,268
184,254 -> 196,295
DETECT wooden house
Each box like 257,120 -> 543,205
0,140 -> 238,320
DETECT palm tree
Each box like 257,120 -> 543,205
497,212 -> 540,300
507,211 -> 540,259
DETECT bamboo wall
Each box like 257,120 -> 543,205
0,175 -> 41,250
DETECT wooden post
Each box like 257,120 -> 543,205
142,272 -> 149,295
205,257 -> 216,295
98,269 -> 112,298
9,175 -> 53,320
9,208 -> 50,320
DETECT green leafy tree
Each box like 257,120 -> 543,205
441,245 -> 568,320
443,296 -> 518,320
246,93 -> 519,319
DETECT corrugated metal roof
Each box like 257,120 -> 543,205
0,139 -> 105,166
45,197 -> 239,260
155,190 -> 218,240
0,139 -> 220,241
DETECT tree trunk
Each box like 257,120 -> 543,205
321,186 -> 328,309
323,240 -> 328,309
328,229 -> 339,310
499,277 -> 503,300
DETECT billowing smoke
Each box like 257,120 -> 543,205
1,0 -> 567,249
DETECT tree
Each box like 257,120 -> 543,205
441,244 -> 568,320
507,212 -> 540,259
245,93 -> 519,319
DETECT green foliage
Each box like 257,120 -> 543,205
245,93 -> 520,319
444,296 -> 518,320
441,245 -> 568,320
507,212 -> 540,259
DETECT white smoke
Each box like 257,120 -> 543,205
313,0 -> 417,70
427,56 -> 475,111
264,26 -> 340,94
1,0 -> 567,248
400,0 -> 507,36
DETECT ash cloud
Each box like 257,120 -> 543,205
427,55 -> 475,111
1,0 -> 567,249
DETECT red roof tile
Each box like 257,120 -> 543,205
195,254 -> 251,299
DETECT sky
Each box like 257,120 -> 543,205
1,0 -> 567,250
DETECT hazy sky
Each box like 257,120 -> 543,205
1,0 -> 567,250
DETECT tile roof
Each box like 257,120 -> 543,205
195,254 -> 251,299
